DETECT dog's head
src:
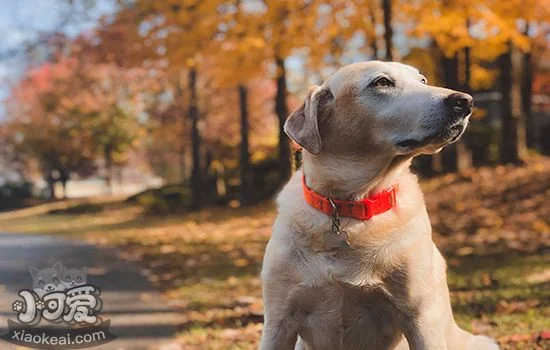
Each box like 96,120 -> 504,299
285,61 -> 473,159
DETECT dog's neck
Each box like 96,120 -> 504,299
302,152 -> 412,200
281,152 -> 426,253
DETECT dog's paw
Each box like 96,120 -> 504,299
471,335 -> 499,350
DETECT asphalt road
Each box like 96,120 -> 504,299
0,233 -> 184,350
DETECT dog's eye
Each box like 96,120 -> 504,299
420,77 -> 428,84
371,77 -> 394,88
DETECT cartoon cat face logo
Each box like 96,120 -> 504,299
29,261 -> 66,297
61,267 -> 87,289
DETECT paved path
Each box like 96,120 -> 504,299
0,233 -> 184,350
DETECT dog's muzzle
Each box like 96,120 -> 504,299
436,92 -> 473,144
445,92 -> 473,120
395,92 -> 474,151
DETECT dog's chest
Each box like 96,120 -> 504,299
289,281 -> 404,350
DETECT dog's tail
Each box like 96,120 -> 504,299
469,335 -> 499,350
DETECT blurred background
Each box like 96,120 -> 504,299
0,0 -> 549,349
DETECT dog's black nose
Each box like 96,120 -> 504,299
445,93 -> 473,116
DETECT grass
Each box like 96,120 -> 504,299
0,158 -> 549,349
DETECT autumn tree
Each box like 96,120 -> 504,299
496,41 -> 521,163
117,1 -> 225,209
144,75 -> 189,184
62,38 -> 152,191
490,0 -> 550,151
212,0 -> 270,205
483,0 -> 550,162
90,1 -> 276,205
353,0 -> 381,59
86,66 -> 148,191
247,0 -> 328,180
85,7 -> 189,184
5,59 -> 96,198
402,0 -> 532,168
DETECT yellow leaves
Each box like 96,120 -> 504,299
135,0 -> 222,64
531,220 -> 549,233
233,258 -> 250,267
246,37 -> 266,50
327,23 -> 342,37
186,57 -> 197,68
481,9 -> 531,52
473,107 -> 488,120
471,65 -> 497,90
408,0 -> 537,60
402,48 -> 439,83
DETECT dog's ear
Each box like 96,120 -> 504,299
284,86 -> 333,155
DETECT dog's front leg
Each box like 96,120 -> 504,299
398,272 -> 456,350
259,298 -> 299,350
390,239 -> 455,350
395,293 -> 452,350
260,318 -> 299,350
401,316 -> 448,350
260,237 -> 300,350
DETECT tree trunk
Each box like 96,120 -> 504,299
238,84 -> 251,206
204,149 -> 213,177
464,36 -> 471,92
61,179 -> 68,199
441,143 -> 458,172
521,24 -> 535,149
59,170 -> 69,199
189,67 -> 202,209
48,183 -> 56,199
459,34 -> 473,170
382,0 -> 393,61
46,172 -> 56,200
442,52 -> 459,89
117,167 -> 123,190
498,42 -> 520,164
104,145 -> 113,195
275,55 -> 291,180
367,2 -> 379,60
179,142 -> 186,184
176,70 -> 186,183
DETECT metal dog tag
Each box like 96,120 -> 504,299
324,230 -> 350,250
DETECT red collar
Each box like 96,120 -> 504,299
302,175 -> 397,220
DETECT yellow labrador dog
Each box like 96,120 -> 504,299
260,61 -> 498,350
